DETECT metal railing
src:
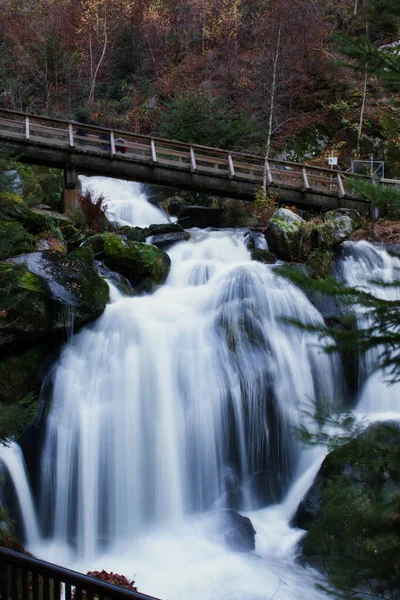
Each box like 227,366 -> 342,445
0,547 -> 161,600
0,107 -> 396,201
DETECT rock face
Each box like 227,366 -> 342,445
295,422 -> 400,595
0,252 -> 109,348
265,208 -> 305,261
178,206 -> 224,228
84,233 -> 171,292
311,209 -> 361,249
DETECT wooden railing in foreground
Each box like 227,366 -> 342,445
0,547 -> 161,600
0,108 -> 396,202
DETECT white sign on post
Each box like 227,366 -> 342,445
328,156 -> 338,166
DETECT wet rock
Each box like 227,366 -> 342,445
147,222 -> 190,248
265,208 -> 305,261
178,206 -> 224,228
216,510 -> 256,552
0,252 -> 109,348
250,249 -> 277,264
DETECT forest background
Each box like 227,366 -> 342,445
0,0 -> 399,177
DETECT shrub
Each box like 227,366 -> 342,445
79,190 -> 108,233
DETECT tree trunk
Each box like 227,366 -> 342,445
356,64 -> 368,156
263,24 -> 281,193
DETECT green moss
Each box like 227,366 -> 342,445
0,191 -> 50,234
306,249 -> 334,278
69,246 -> 95,265
100,234 -> 171,290
251,249 -> 277,264
0,220 -> 36,259
302,423 -> 400,594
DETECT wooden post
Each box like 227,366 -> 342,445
68,123 -> 74,147
110,131 -> 116,157
337,173 -> 345,198
63,167 -> 80,213
302,167 -> 310,191
228,155 -> 235,179
150,139 -> 157,164
190,146 -> 197,172
25,117 -> 30,140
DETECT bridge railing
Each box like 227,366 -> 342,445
0,107 -> 392,203
0,546 -> 161,600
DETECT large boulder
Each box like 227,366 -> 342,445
0,220 -> 36,259
0,252 -> 109,348
295,422 -> 400,596
265,208 -> 305,261
178,206 -> 224,228
84,233 -> 171,292
311,209 -> 361,249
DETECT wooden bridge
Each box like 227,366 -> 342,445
0,546 -> 161,600
0,108 -> 391,213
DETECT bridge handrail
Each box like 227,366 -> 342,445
0,108 -> 390,183
0,546 -> 162,600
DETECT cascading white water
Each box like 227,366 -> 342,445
335,241 -> 400,417
31,220 -> 339,598
79,175 -> 169,227
5,178 -> 399,600
0,443 -> 40,547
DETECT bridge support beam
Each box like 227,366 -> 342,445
63,166 -> 80,213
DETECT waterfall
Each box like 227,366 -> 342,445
335,241 -> 400,416
79,175 -> 169,227
4,179 -> 398,600
0,443 -> 40,547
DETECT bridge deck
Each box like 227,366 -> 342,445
0,108 -> 392,211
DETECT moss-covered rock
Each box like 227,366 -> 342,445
60,223 -> 79,241
0,192 -> 50,234
265,208 -> 305,261
69,246 -> 95,265
84,233 -> 171,292
0,344 -> 53,441
66,229 -> 93,251
103,234 -> 171,292
311,209 -> 361,249
0,252 -> 109,348
250,249 -> 277,264
119,226 -> 147,243
295,422 -> 400,596
0,220 -> 36,259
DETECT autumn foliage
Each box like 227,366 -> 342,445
0,0 -> 399,171
79,190 -> 108,233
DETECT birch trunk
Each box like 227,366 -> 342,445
263,24 -> 281,193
